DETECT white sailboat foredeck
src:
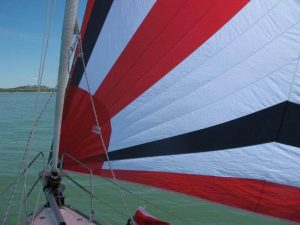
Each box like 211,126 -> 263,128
29,206 -> 98,225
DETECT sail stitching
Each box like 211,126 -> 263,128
253,51 -> 300,215
115,0 -> 284,126
114,17 -> 300,143
102,0 -> 218,113
287,52 -> 300,101
96,0 -> 186,98
274,52 -> 300,144
115,59 -> 297,146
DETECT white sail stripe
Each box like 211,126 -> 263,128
110,0 -> 282,126
103,143 -> 300,188
108,0 -> 300,151
108,60 -> 296,151
79,0 -> 156,94
289,52 -> 300,103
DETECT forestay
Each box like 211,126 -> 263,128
59,0 -> 300,223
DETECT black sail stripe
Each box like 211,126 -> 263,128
277,101 -> 300,147
106,101 -> 300,161
71,0 -> 114,86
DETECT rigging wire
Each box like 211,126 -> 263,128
1,85 -> 56,225
287,53 -> 300,101
29,160 -> 53,225
1,93 -> 55,225
76,32 -> 133,221
0,151 -> 47,199
1,0 -> 56,221
93,194 -> 128,218
0,177 -> 19,200
75,30 -> 193,225
100,176 -> 194,225
253,53 -> 300,212
17,162 -> 51,225
20,0 -> 57,222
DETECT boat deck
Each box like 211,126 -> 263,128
28,206 -> 100,225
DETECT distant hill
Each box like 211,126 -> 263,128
0,85 -> 56,92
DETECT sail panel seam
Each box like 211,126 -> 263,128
106,101 -> 300,161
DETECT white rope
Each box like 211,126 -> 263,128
74,26 -> 193,225
0,83 -> 57,225
28,161 -> 52,225
17,1 -> 57,224
26,2 -> 76,222
75,24 -> 189,225
76,33 -> 133,220
1,87 -> 56,225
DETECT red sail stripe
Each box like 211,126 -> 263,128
98,170 -> 300,223
95,0 -> 249,117
79,0 -> 95,38
60,85 -> 111,163
69,0 -> 95,77
63,162 -> 300,222
61,0 -> 249,173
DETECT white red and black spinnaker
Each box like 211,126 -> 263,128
58,0 -> 300,223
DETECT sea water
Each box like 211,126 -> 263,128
0,93 -> 291,225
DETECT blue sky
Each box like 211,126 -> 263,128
0,0 -> 86,88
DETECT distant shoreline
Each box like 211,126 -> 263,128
0,85 -> 55,93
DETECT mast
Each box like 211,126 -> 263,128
52,0 -> 78,170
